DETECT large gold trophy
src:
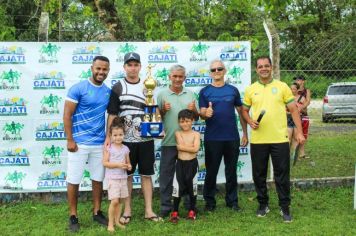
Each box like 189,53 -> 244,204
141,64 -> 164,137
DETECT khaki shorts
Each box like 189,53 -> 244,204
107,179 -> 129,200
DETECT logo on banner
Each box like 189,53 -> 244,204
220,43 -> 248,61
148,44 -> 178,63
0,69 -> 21,90
0,148 -> 30,166
155,68 -> 169,87
155,151 -> 161,161
33,71 -> 65,89
40,93 -> 63,115
116,43 -> 137,62
39,43 -> 61,63
2,121 -> 24,141
0,97 -> 27,116
81,170 -> 92,188
192,121 -> 205,134
37,171 -> 67,189
226,66 -> 244,85
35,121 -> 66,141
78,68 -> 92,81
154,142 -> 161,160
0,45 -> 26,64
185,69 -> 212,87
3,170 -> 26,190
237,160 -> 245,178
198,164 -> 206,181
196,150 -> 204,161
190,42 -> 210,62
72,45 -> 102,64
132,170 -> 141,185
110,71 -> 126,86
154,162 -> 160,185
240,147 -> 249,155
236,116 -> 242,132
42,145 -> 63,165
199,140 -> 204,152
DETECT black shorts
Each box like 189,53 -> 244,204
287,114 -> 296,128
172,158 -> 198,197
124,140 -> 155,176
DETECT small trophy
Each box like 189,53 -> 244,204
141,64 -> 164,137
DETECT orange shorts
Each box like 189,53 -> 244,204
107,179 -> 128,200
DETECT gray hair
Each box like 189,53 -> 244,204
169,64 -> 186,75
209,59 -> 225,69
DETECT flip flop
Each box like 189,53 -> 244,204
144,215 -> 162,222
119,215 -> 131,225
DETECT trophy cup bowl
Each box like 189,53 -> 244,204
141,64 -> 164,137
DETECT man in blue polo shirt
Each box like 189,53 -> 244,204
199,59 -> 248,212
64,56 -> 111,232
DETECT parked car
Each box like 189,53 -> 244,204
322,82 -> 356,122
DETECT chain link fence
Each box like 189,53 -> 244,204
274,32 -> 356,178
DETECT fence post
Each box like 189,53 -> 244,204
38,12 -> 49,42
263,18 -> 281,180
263,18 -> 280,80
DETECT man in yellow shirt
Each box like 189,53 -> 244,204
242,56 -> 304,223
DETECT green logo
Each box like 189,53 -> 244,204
4,170 -> 26,190
40,93 -> 62,115
39,43 -> 61,63
193,92 -> 200,102
42,145 -> 64,166
237,161 -> 245,177
81,170 -> 92,188
116,43 -> 137,62
2,121 -> 24,140
154,68 -> 170,87
78,68 -> 92,81
190,42 -> 210,62
0,69 -> 21,90
227,66 -> 244,85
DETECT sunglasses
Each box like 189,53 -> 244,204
210,67 -> 224,72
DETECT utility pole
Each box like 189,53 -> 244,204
263,18 -> 280,80
38,0 -> 49,42
58,0 -> 62,41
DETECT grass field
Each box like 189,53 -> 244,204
1,100 -> 355,235
291,106 -> 356,179
1,187 -> 355,235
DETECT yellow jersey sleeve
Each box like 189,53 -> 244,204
283,83 -> 294,104
243,86 -> 251,108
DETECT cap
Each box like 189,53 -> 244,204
124,52 -> 141,64
293,75 -> 306,81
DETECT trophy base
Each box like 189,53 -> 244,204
141,122 -> 164,138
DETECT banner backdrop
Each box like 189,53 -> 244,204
0,41 -> 251,193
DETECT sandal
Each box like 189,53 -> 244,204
119,215 -> 131,225
144,215 -> 162,222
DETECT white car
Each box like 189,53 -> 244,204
322,82 -> 356,122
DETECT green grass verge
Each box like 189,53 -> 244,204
0,187 -> 355,235
291,131 -> 356,178
290,107 -> 356,178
